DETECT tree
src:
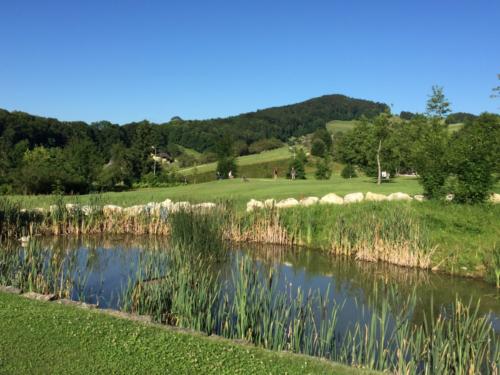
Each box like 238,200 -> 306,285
492,74 -> 500,102
341,164 -> 357,179
215,134 -> 237,178
287,149 -> 307,179
412,120 -> 450,199
447,114 -> 499,203
311,138 -> 327,157
426,85 -> 451,118
315,158 -> 332,180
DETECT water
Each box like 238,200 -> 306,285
4,235 -> 498,333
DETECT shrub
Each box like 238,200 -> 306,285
341,164 -> 357,179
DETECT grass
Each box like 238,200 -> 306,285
0,292 -> 370,375
9,175 -> 424,209
179,146 -> 292,176
326,120 -> 361,134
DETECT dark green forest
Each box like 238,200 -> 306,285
0,94 -> 387,194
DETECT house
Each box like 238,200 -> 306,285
151,151 -> 175,164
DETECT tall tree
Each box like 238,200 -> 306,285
426,85 -> 451,118
492,73 -> 500,100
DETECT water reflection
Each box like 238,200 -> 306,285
3,235 -> 499,332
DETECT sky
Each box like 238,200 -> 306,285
1,0 -> 499,124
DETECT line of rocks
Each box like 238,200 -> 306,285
247,192 -> 500,212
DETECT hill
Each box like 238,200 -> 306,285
0,94 -> 389,194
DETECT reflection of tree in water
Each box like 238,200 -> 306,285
240,243 -> 500,327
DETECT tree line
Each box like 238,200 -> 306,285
0,94 -> 387,194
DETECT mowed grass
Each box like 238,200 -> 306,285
10,176 -> 424,209
0,292 -> 371,375
179,146 -> 292,176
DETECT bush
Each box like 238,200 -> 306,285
341,164 -> 357,179
315,159 -> 332,180
248,138 -> 283,154
287,157 -> 306,180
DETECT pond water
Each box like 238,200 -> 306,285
4,235 -> 499,333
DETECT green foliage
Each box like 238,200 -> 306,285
445,112 -> 477,125
287,149 -> 307,179
426,85 -> 451,118
341,164 -> 357,179
315,158 -> 332,179
412,120 -> 450,199
447,114 -> 499,203
399,111 -> 416,120
312,127 -> 333,152
311,138 -> 327,157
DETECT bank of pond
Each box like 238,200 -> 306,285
0,233 -> 499,374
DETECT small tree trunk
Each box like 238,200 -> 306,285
376,139 -> 382,185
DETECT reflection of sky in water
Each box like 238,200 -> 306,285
34,237 -> 499,333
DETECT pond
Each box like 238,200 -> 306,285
2,235 -> 498,331
1,235 -> 499,373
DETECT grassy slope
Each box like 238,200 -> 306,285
180,147 -> 292,176
12,176 -> 424,209
0,292 -> 371,375
326,120 -> 361,134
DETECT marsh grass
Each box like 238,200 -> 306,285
124,246 -> 500,374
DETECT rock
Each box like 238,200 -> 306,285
124,205 -> 145,216
319,193 -> 344,205
387,192 -> 413,201
414,195 -> 425,202
365,192 -> 387,202
276,198 -> 299,209
65,203 -> 78,213
264,199 -> 276,208
445,194 -> 454,202
171,201 -> 191,212
103,205 -> 123,215
160,199 -> 173,208
489,193 -> 500,204
22,292 -> 57,302
145,202 -> 162,216
0,285 -> 22,294
344,192 -> 364,204
33,207 -> 46,214
300,196 -> 319,207
193,202 -> 216,210
81,205 -> 93,215
246,199 -> 264,212
56,299 -> 97,309
49,205 -> 58,214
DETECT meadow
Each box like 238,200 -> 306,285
9,175 -> 424,209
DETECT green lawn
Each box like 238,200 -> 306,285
0,292 -> 372,375
11,175 -> 424,209
179,146 -> 292,176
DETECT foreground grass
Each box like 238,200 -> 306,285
0,292 -> 371,375
11,175 -> 423,209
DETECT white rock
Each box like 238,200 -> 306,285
65,203 -> 78,213
124,205 -> 145,216
49,205 -> 58,214
387,192 -> 413,201
103,205 -> 123,215
160,199 -> 173,208
319,193 -> 344,205
489,193 -> 500,204
414,195 -> 425,202
171,201 -> 191,212
344,192 -> 364,204
275,198 -> 299,209
264,199 -> 276,208
145,202 -> 162,216
193,202 -> 216,210
246,199 -> 264,212
365,192 -> 387,202
300,196 -> 319,207
81,205 -> 93,215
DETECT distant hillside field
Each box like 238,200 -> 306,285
326,120 -> 361,134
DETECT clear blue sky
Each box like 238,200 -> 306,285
1,0 -> 499,124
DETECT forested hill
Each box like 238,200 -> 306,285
0,94 -> 388,194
